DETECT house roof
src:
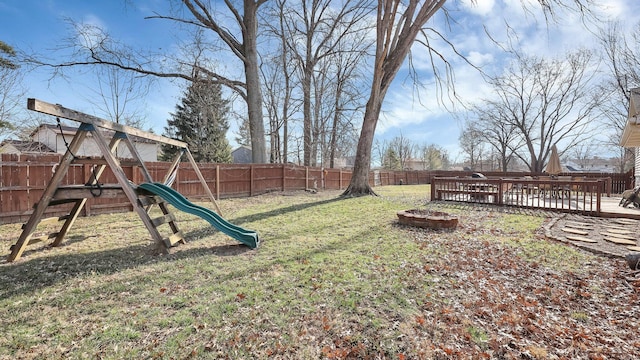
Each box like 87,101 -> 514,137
232,145 -> 252,153
620,87 -> 640,147
0,139 -> 55,153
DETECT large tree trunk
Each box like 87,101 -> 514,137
244,0 -> 267,163
302,64 -> 313,166
342,97 -> 381,196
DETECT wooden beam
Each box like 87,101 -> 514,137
53,186 -> 125,200
90,125 -> 169,253
73,157 -> 141,167
28,98 -> 187,148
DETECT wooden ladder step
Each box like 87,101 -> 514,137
21,215 -> 71,229
9,232 -> 59,251
46,198 -> 83,207
138,195 -> 161,207
163,232 -> 185,247
151,213 -> 177,227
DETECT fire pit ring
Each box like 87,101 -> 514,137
396,209 -> 458,230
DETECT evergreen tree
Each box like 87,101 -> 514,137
0,40 -> 17,69
1,41 -> 18,134
234,117 -> 251,147
161,75 -> 232,163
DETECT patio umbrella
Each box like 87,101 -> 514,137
544,145 -> 563,175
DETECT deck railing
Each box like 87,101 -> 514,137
431,177 -> 605,214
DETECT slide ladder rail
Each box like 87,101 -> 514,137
138,182 -> 259,249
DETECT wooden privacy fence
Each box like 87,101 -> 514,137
0,153 -> 352,225
1,153 -> 634,224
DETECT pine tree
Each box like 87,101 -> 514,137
234,117 -> 251,147
0,40 -> 17,69
161,75 -> 232,163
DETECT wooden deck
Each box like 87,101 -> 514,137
600,196 -> 640,219
431,176 -> 640,220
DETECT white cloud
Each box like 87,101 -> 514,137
466,51 -> 494,67
460,0 -> 495,16
82,14 -> 107,31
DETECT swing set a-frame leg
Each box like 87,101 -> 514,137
8,125 -> 91,262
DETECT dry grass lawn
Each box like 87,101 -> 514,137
0,185 -> 638,359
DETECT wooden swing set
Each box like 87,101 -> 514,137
7,98 -> 221,262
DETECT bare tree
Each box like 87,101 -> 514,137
596,21 -> 640,172
386,133 -> 414,170
343,0 -> 596,195
373,138 -> 389,168
458,124 -> 485,171
570,142 -> 594,170
480,50 -> 599,172
325,37 -> 371,168
468,102 -> 524,172
84,66 -> 151,128
420,143 -> 448,170
344,0 -> 451,195
278,0 -> 373,166
260,0 -> 301,163
25,1 -> 268,163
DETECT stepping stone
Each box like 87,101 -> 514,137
565,235 -> 598,243
600,232 -> 636,240
603,225 -> 635,231
566,221 -> 595,227
628,246 -> 640,252
562,228 -> 589,235
604,237 -> 637,246
613,219 -> 639,225
601,227 -> 634,235
565,222 -> 594,230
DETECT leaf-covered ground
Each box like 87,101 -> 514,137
0,185 -> 638,359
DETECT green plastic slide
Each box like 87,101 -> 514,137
138,182 -> 259,249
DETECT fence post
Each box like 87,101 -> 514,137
250,165 -> 254,197
597,180 -> 602,214
305,166 -> 309,190
216,165 -> 220,200
282,164 -> 286,191
430,178 -> 436,200
339,169 -> 343,190
82,163 -> 92,216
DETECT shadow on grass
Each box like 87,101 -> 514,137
0,211 -> 377,302
0,196 -> 351,299
182,196 -> 345,240
0,241 -> 256,299
230,196 -> 344,224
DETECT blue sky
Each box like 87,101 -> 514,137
2,0 -> 640,162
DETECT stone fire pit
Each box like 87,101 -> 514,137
396,209 -> 458,230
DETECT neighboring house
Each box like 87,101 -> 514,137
232,145 -> 252,164
620,87 -> 640,186
563,158 -> 619,173
0,140 -> 55,155
323,156 -> 355,169
29,124 -> 159,161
